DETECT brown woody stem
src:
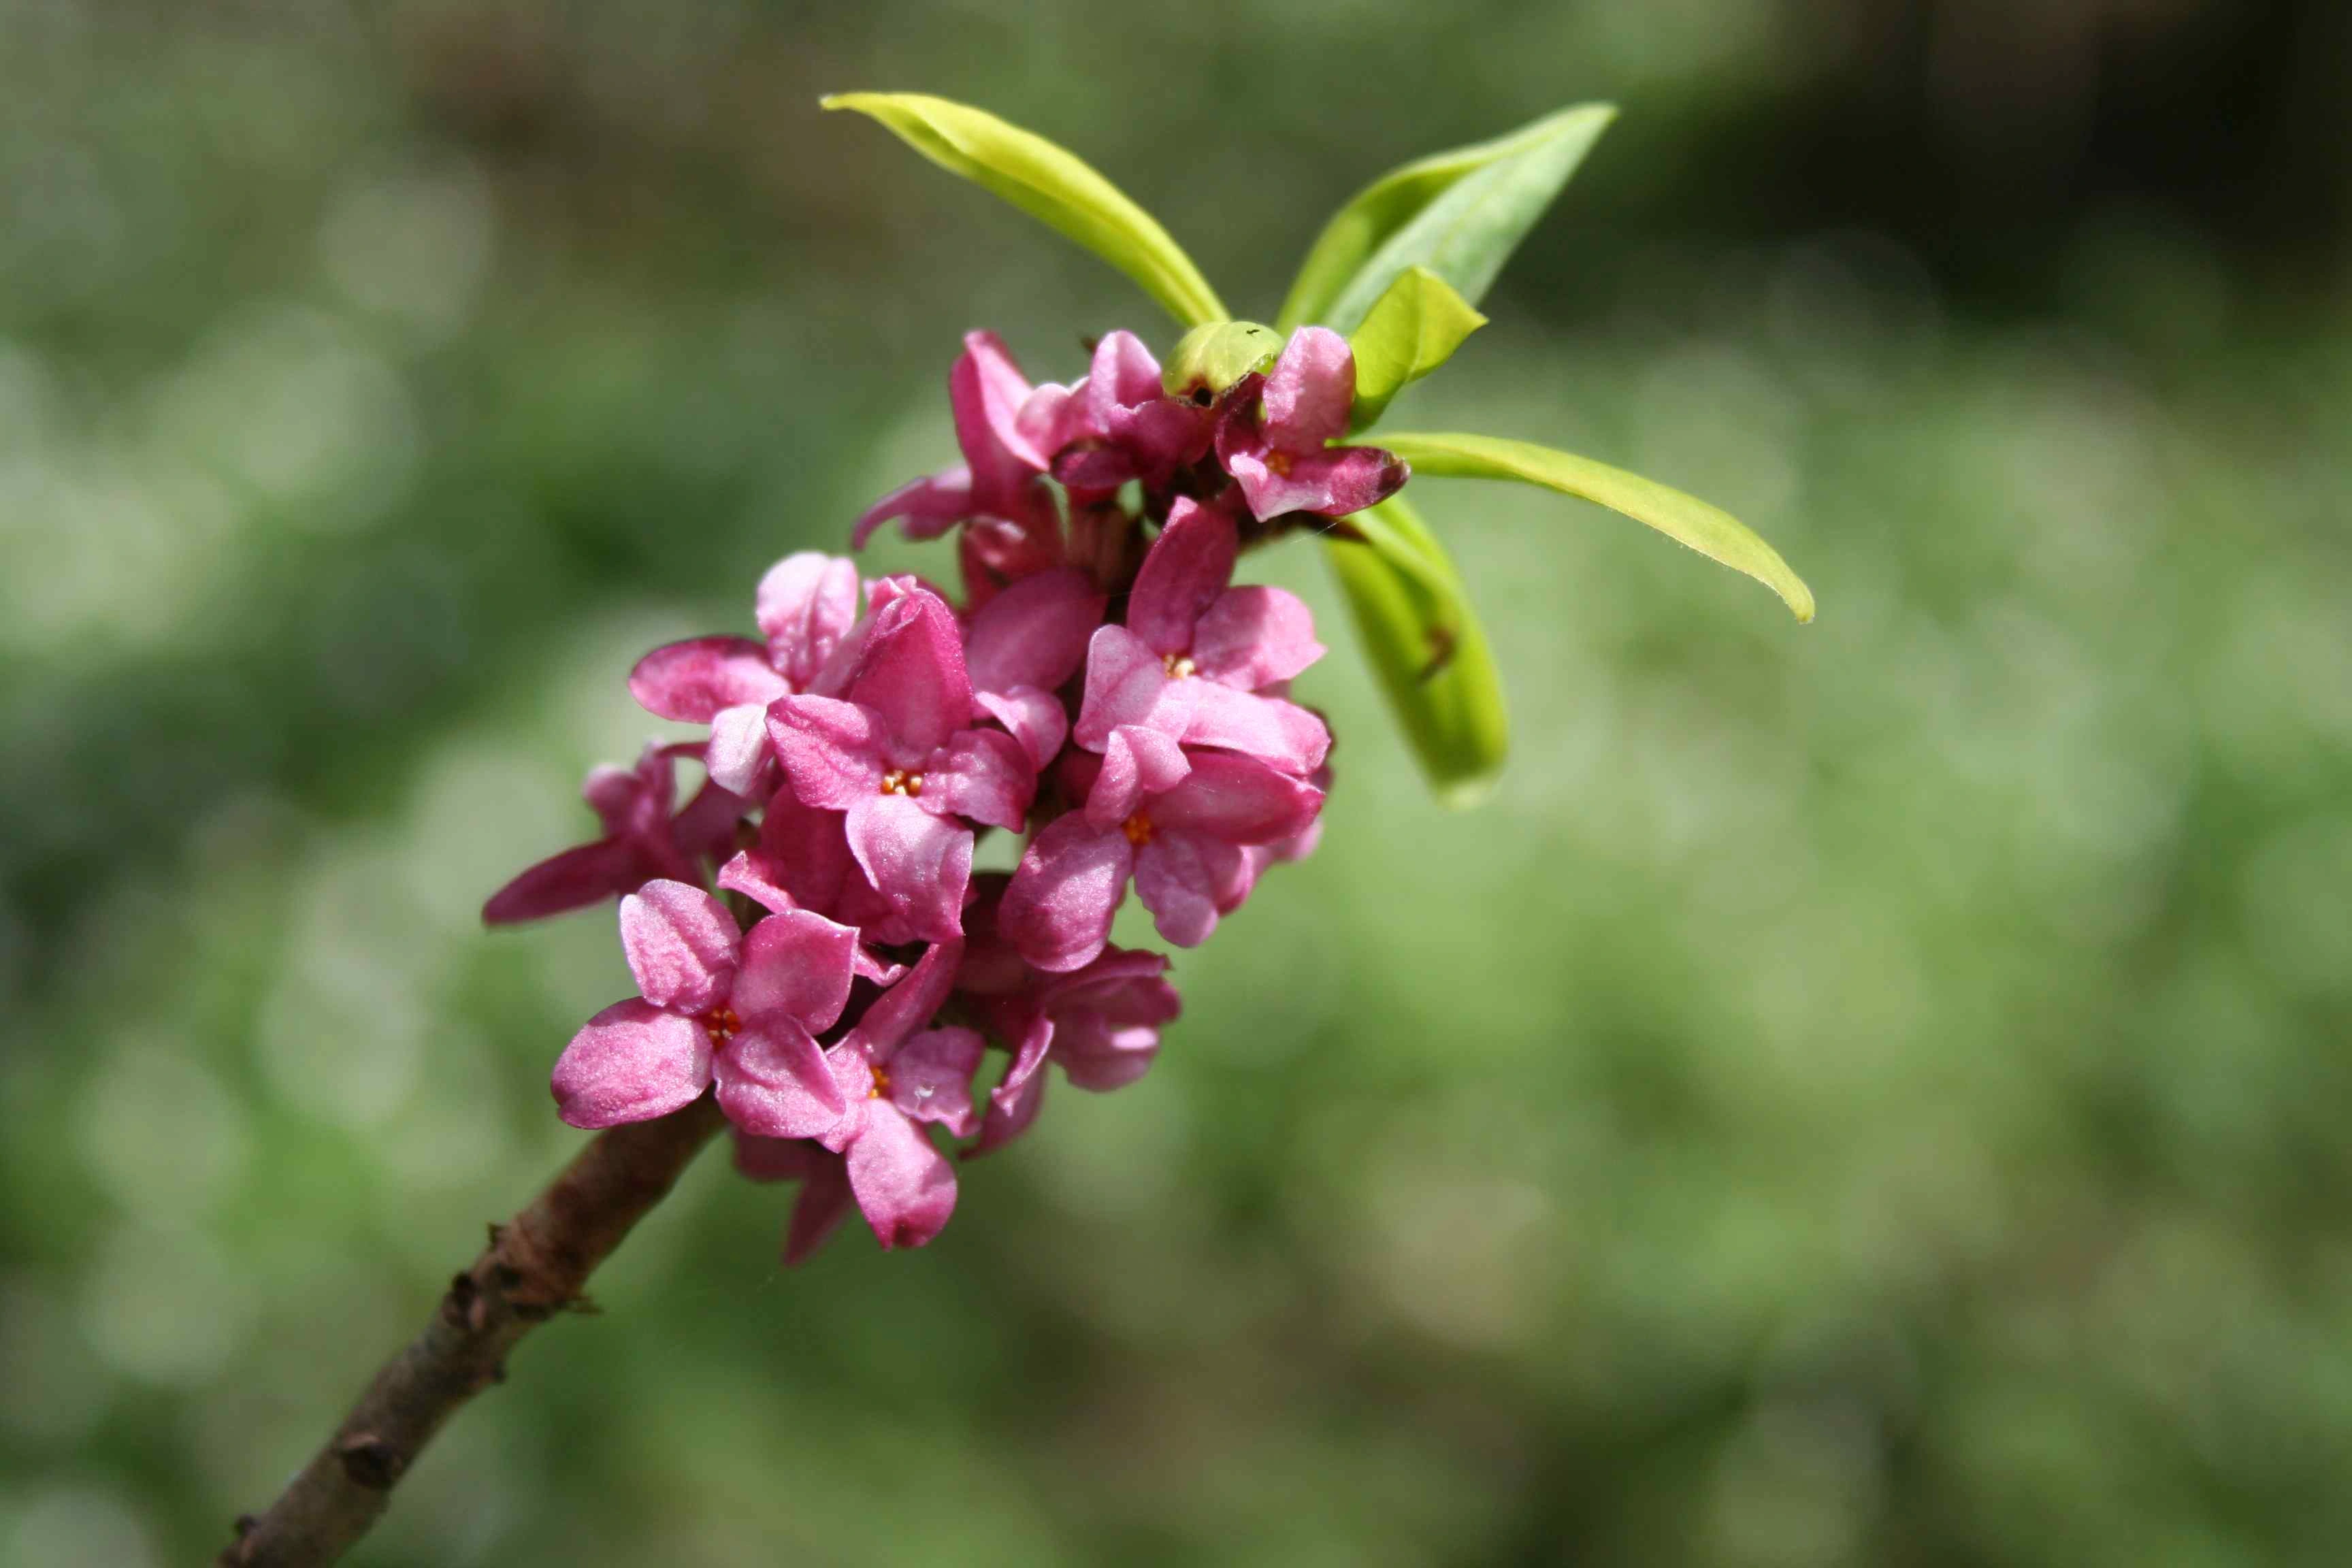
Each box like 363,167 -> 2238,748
218,1094 -> 729,1567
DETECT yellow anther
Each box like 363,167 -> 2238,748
1161,652 -> 1198,680
1122,813 -> 1155,848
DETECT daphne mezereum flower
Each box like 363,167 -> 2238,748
1075,497 -> 1329,778
550,880 -> 862,1140
1034,329 -> 1213,496
813,941 -> 983,1249
968,945 -> 1181,1155
625,551 -> 864,796
1214,326 -> 1407,521
999,747 -> 1324,971
853,330 -> 1058,551
765,585 -> 1036,942
480,743 -> 745,925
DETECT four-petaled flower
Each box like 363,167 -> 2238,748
551,880 -> 860,1140
1213,327 -> 1407,521
765,585 -> 1036,942
482,744 -> 745,925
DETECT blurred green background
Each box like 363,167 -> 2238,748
4,1 -> 2350,1563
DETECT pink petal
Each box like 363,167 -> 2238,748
1087,724 -> 1191,829
1180,683 -> 1331,776
732,908 -> 860,1032
755,552 -> 862,689
845,793 -> 971,945
713,1017 -> 849,1141
889,1026 -> 986,1137
974,687 -> 1068,771
482,838 -> 641,925
844,1106 -> 959,1250
670,778 -> 750,866
924,727 -> 1035,831
732,1130 -> 828,1182
1192,585 -> 1324,690
975,1011 -> 1054,1156
853,468 -> 975,550
551,999 -> 713,1128
629,637 -> 789,723
584,751 -> 666,836
1149,751 -> 1326,844
618,880 -> 741,1014
1073,624 -> 1200,751
845,938 -> 966,1061
844,589 -> 975,761
1013,379 -> 1095,465
1132,832 -> 1252,947
766,695 -> 885,810
703,702 -> 774,798
958,512 -> 1066,608
999,813 -> 1134,973
1230,445 -> 1405,521
1088,329 -> 1165,416
1055,1016 -> 1164,1092
1126,498 -> 1238,657
962,568 -> 1105,696
956,329 -> 1049,469
1262,326 -> 1356,449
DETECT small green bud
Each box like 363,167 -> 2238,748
1161,321 -> 1283,404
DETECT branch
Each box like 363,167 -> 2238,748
219,1094 -> 729,1568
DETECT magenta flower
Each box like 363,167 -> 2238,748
812,941 -> 984,1250
1038,331 -> 1212,496
854,331 -> 1058,552
970,947 -> 1181,1154
1213,327 -> 1407,521
999,748 -> 1324,971
482,743 -> 745,925
715,785 -> 911,957
1074,497 -> 1330,779
626,551 -> 864,795
961,565 -> 1105,768
766,585 -> 1035,942
550,881 -> 862,1141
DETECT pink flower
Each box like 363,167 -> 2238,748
627,552 -> 863,795
1042,331 -> 1213,497
813,941 -> 984,1250
998,748 -> 1324,971
970,947 -> 1181,1154
765,585 -> 1035,942
1213,327 -> 1407,521
715,785 -> 911,956
482,744 -> 745,925
961,566 -> 1105,768
1074,497 -> 1330,779
550,881 -> 860,1140
854,331 -> 1059,555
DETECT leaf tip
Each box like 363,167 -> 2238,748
1433,772 -> 1501,811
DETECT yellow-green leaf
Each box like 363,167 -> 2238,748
1277,104 -> 1614,334
1373,432 -> 1816,622
1324,497 -> 1508,806
1345,267 -> 1487,432
823,92 -> 1226,328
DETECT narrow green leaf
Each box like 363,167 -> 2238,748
823,92 -> 1227,328
1277,103 -> 1615,334
1324,497 -> 1509,806
1345,267 -> 1487,431
1162,321 -> 1282,402
1374,432 -> 1816,622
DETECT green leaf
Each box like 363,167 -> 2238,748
1345,267 -> 1487,431
822,92 -> 1227,329
1277,103 -> 1615,335
1324,497 -> 1508,806
1373,432 -> 1816,622
1162,321 -> 1283,402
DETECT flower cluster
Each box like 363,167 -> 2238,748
487,326 -> 1405,1258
